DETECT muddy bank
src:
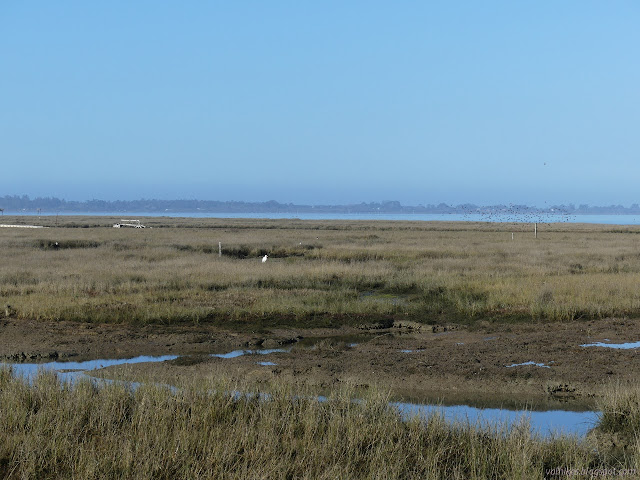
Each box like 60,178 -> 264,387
2,317 -> 640,404
0,318 -> 244,361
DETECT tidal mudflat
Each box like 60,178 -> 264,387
3,216 -> 640,477
3,315 -> 640,405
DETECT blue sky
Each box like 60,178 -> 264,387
1,2 -> 639,206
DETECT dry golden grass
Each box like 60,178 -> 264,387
2,216 -> 640,326
0,367 -> 619,479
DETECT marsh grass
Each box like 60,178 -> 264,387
598,385 -> 640,438
3,217 -> 640,326
0,367 -> 623,479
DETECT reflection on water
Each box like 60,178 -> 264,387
581,341 -> 640,349
392,402 -> 599,437
7,355 -> 179,382
211,348 -> 290,359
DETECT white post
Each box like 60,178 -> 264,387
511,232 -> 514,240
219,242 -> 222,257
534,223 -> 537,239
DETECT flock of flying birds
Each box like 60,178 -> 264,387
459,204 -> 575,225
259,164 -> 575,261
455,161 -> 575,225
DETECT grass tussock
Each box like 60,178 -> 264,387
598,384 -> 640,437
590,382 -> 640,467
3,217 -> 640,326
0,368 -> 631,480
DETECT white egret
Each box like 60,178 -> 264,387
262,254 -> 268,263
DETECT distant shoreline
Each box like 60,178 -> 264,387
2,195 -> 640,217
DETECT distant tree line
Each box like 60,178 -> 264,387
1,195 -> 639,215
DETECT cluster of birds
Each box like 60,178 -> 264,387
459,204 -> 575,225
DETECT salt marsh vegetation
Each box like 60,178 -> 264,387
2,217 -> 640,328
1,368 -> 639,479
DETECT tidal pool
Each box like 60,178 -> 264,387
211,348 -> 290,359
393,402 -> 598,438
3,350 -> 599,438
581,341 -> 640,349
7,355 -> 179,383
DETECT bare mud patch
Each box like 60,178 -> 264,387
3,317 -> 640,405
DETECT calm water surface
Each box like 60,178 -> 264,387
15,211 -> 640,225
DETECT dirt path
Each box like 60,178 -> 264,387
2,317 -> 640,406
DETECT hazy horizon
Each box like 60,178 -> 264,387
2,3 -> 638,206
3,193 -> 640,210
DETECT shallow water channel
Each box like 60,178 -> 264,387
4,348 -> 599,439
581,340 -> 640,349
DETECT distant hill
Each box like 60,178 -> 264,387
1,195 -> 639,216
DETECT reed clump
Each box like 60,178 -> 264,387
3,217 -> 640,326
598,384 -> 640,437
0,368 -> 627,479
588,382 -> 640,468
